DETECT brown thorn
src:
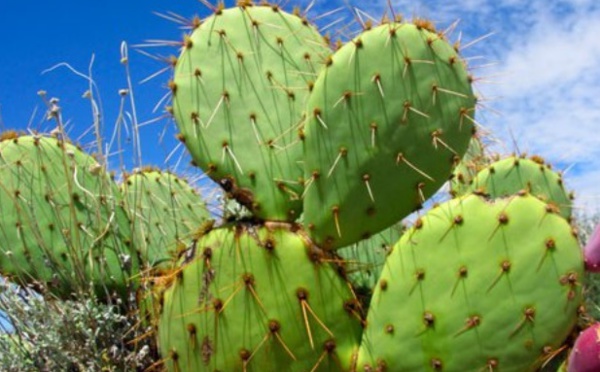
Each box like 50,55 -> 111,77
370,122 -> 378,148
396,153 -> 435,181
409,269 -> 425,295
363,174 -> 375,202
488,212 -> 509,240
327,148 -> 347,178
304,299 -> 335,337
243,274 -> 268,315
274,331 -> 297,361
297,289 -> 315,349
431,129 -> 458,155
372,73 -> 385,98
487,260 -> 511,293
310,351 -> 328,372
509,307 -> 535,338
332,205 -> 342,238
453,315 -> 481,337
451,265 -> 468,297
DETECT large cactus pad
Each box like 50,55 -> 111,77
357,194 -> 583,371
172,5 -> 331,221
157,223 -> 362,371
0,134 -> 138,299
303,21 -> 476,249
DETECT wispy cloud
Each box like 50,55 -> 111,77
485,1 -> 600,210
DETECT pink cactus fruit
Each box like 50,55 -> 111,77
584,224 -> 600,272
568,323 -> 600,372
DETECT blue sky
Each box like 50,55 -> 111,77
0,0 -> 205,175
0,0 -> 598,213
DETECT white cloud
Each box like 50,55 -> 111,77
482,1 -> 600,212
495,7 -> 600,96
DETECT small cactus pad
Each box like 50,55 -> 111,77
450,134 -> 489,197
171,5 -> 331,221
122,168 -> 211,269
303,21 -> 476,249
468,155 -> 572,219
0,134 -> 138,299
157,222 -> 362,371
357,194 -> 583,371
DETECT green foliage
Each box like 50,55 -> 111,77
0,134 -> 138,300
0,283 -> 156,371
171,5 -> 330,221
358,194 -> 583,371
157,223 -> 362,371
303,22 -> 476,249
0,2 -> 594,372
468,155 -> 573,219
121,168 -> 211,270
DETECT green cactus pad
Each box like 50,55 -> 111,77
303,21 -> 476,249
0,134 -> 138,299
450,134 -> 489,197
121,168 -> 211,269
468,156 -> 572,219
357,194 -> 584,371
157,223 -> 362,371
172,4 -> 331,221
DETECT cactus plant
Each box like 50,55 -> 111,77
0,133 -> 138,300
171,4 -> 331,222
156,222 -> 362,371
157,3 -> 478,369
468,155 -> 573,219
357,193 -> 584,371
302,20 -> 476,249
148,2 -> 587,371
0,2 -> 592,372
121,167 -> 211,270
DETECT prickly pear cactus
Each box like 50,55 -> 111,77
121,168 -> 211,269
171,4 -> 331,221
357,194 -> 583,371
302,20 -> 477,249
469,155 -> 573,219
149,2 -> 587,372
157,223 -> 362,371
0,133 -> 138,299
